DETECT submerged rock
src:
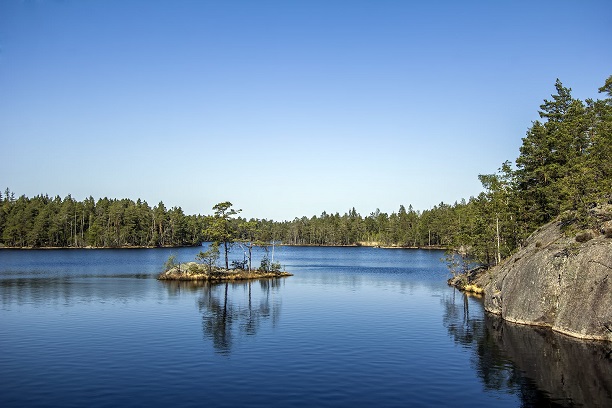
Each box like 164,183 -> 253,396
480,207 -> 612,341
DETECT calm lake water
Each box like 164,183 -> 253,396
1,246 -> 610,407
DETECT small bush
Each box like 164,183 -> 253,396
575,231 -> 594,243
231,259 -> 248,270
196,243 -> 220,273
164,254 -> 178,272
259,256 -> 270,272
188,263 -> 200,274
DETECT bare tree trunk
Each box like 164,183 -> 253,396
224,241 -> 229,269
496,216 -> 501,265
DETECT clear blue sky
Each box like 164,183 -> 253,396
1,0 -> 610,220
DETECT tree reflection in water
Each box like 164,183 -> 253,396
442,289 -> 612,407
191,279 -> 284,355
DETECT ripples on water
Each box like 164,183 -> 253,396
1,247 -> 611,407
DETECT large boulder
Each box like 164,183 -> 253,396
480,208 -> 612,341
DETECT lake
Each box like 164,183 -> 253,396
1,246 -> 610,407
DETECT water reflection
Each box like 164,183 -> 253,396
442,290 -> 612,407
486,316 -> 612,407
0,276 -> 152,308
161,279 -> 284,355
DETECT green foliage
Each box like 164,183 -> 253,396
187,263 -> 201,274
196,242 -> 220,273
164,254 -> 178,272
231,259 -> 248,270
205,202 -> 241,270
434,75 -> 611,267
444,251 -> 469,279
258,256 -> 270,272
515,77 -> 612,230
0,189 -> 207,248
1,189 -> 468,251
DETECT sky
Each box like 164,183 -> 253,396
1,0 -> 611,221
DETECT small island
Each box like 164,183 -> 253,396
157,233 -> 292,282
157,201 -> 293,282
158,262 -> 293,281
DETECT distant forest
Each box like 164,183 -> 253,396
2,76 -> 611,267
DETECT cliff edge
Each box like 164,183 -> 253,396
478,206 -> 612,341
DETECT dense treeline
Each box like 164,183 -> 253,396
0,194 -> 209,248
2,76 -> 611,266
0,193 -> 455,250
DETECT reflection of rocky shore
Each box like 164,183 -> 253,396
443,291 -> 612,407
162,279 -> 284,354
486,315 -> 612,408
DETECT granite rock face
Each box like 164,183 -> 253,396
480,208 -> 612,341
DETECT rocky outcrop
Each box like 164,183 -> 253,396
479,206 -> 612,341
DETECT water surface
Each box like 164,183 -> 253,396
1,246 -> 610,407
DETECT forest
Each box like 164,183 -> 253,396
1,75 -> 611,267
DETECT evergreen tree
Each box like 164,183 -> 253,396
206,202 -> 241,269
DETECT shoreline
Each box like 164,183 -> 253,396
0,243 -> 447,250
259,243 -> 447,250
0,244 -> 202,250
447,261 -> 612,343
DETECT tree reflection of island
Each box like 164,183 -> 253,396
442,289 -> 612,407
197,279 -> 283,355
162,279 -> 284,354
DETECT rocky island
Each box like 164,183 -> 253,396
158,262 -> 293,282
454,206 -> 612,342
